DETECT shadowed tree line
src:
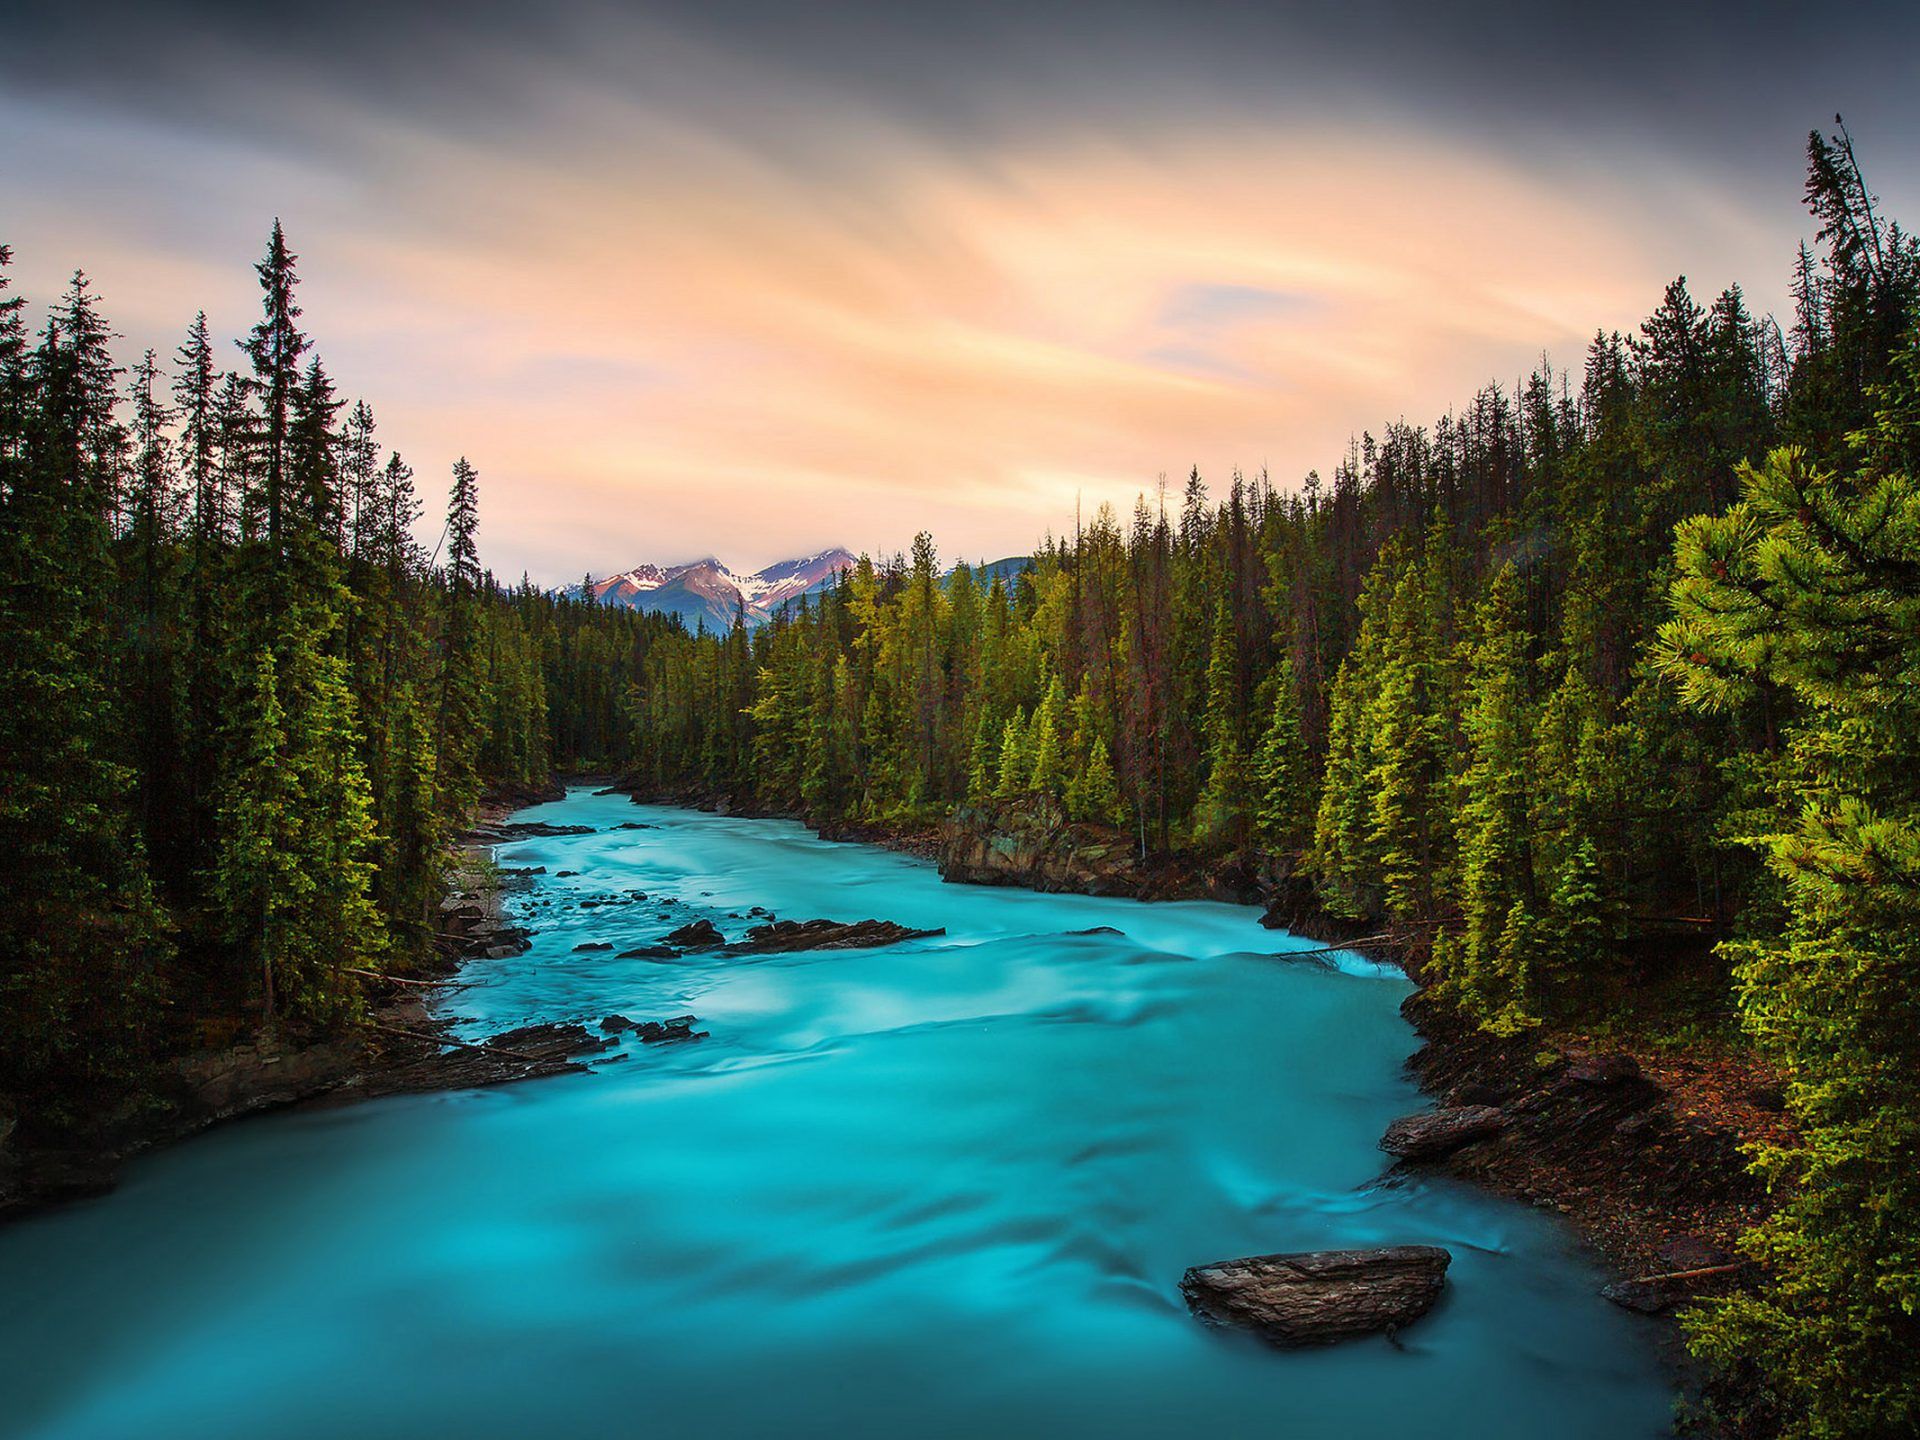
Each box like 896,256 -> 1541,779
0,223 -> 678,1122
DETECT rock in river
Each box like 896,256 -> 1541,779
1380,1104 -> 1507,1161
636,1016 -> 706,1044
1181,1246 -> 1452,1346
725,917 -> 945,954
663,919 -> 726,950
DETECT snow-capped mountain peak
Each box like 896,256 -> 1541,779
583,547 -> 856,629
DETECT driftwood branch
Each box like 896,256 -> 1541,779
1625,1263 -> 1743,1286
363,1020 -> 544,1065
1270,935 -> 1397,961
344,966 -> 445,989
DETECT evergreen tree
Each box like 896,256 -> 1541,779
1251,656 -> 1311,851
1661,343 -> 1920,1435
241,220 -> 308,554
435,457 -> 485,818
1195,597 -> 1251,847
1445,565 -> 1538,1028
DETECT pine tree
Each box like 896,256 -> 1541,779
995,710 -> 1029,798
0,272 -> 169,1106
1447,565 -> 1538,1028
1027,676 -> 1066,797
1660,338 -> 1920,1436
1195,597 -> 1251,847
1363,542 -> 1452,919
1251,656 -> 1311,851
241,221 -> 309,554
435,457 -> 485,819
1066,735 -> 1124,825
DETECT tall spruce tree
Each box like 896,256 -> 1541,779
1660,339 -> 1920,1437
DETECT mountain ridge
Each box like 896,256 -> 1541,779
585,548 -> 857,630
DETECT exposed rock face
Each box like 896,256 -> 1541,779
725,918 -> 945,954
663,919 -> 725,950
938,795 -> 1266,901
1381,1105 -> 1507,1161
618,944 -> 679,960
939,796 -> 1144,896
171,1032 -> 366,1122
1181,1246 -> 1452,1346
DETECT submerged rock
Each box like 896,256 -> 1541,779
1380,1105 -> 1507,1161
618,944 -> 680,960
725,918 -> 945,954
636,1015 -> 706,1044
1180,1246 -> 1451,1346
573,941 -> 614,952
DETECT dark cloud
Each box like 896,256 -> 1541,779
7,0 -> 1919,187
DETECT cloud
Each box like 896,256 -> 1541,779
4,1 -> 1915,580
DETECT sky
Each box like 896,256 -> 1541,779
4,1 -> 1919,582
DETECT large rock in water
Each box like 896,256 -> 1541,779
1380,1104 -> 1507,1161
662,919 -> 725,950
725,918 -> 946,954
1180,1246 -> 1452,1346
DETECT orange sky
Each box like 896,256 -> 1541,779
6,3 -> 1911,580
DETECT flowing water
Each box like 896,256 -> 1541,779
0,789 -> 1674,1438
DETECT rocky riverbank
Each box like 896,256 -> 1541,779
0,776 -> 598,1226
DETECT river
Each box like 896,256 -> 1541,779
0,788 -> 1674,1438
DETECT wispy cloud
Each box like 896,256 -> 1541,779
5,1 -> 1912,578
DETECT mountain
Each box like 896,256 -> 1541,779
585,548 -> 856,630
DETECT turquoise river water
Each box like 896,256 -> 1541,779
0,788 -> 1674,1438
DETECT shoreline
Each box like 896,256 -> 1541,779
0,777 -> 603,1228
3,778 -> 1771,1404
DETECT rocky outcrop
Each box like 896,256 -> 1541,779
724,918 -> 945,954
350,1021 -> 609,1098
1181,1246 -> 1452,1346
463,820 -> 596,843
940,795 -> 1142,895
1381,1104 -> 1507,1161
938,795 -> 1264,901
